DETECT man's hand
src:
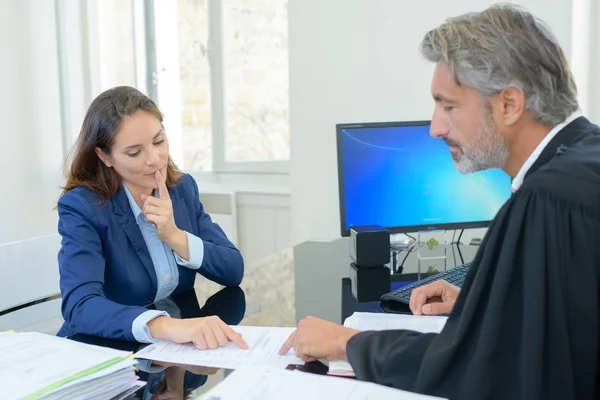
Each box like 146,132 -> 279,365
409,279 -> 460,316
278,316 -> 359,362
148,315 -> 248,350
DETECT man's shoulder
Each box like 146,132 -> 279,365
524,133 -> 600,207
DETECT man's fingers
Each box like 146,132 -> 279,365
422,300 -> 453,316
410,280 -> 448,315
411,290 -> 431,315
278,331 -> 296,355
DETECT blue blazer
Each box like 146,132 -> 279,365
56,173 -> 244,341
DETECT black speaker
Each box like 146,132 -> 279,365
349,225 -> 390,267
349,263 -> 390,302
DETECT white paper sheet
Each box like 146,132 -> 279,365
329,312 -> 448,377
196,365 -> 447,400
344,312 -> 448,333
135,326 -> 304,369
40,359 -> 138,400
0,332 -> 132,400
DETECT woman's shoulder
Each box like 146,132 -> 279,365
58,186 -> 106,210
172,173 -> 198,195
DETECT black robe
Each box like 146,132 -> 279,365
347,117 -> 600,400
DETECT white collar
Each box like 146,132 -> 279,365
511,110 -> 582,192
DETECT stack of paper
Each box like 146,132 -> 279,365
343,312 -> 448,332
1,331 -> 145,400
328,312 -> 448,377
196,365 -> 447,400
135,325 -> 305,369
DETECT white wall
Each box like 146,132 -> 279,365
1,0 -> 64,244
571,0 -> 600,123
583,0 -> 600,122
0,0 -> 64,328
289,0 -> 576,244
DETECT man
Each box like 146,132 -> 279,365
279,4 -> 600,399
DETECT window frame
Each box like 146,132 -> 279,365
61,0 -> 290,177
206,0 -> 290,175
151,0 -> 290,175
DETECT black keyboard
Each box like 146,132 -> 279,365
381,261 -> 472,304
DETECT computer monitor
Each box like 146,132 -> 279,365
336,120 -> 512,237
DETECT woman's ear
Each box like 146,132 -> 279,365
95,147 -> 113,168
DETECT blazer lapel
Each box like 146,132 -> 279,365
112,187 -> 158,293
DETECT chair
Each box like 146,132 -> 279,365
0,234 -> 63,334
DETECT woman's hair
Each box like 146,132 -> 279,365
60,86 -> 182,199
420,3 -> 578,126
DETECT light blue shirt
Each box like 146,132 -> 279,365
123,184 -> 205,343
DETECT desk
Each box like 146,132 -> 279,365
68,240 -> 478,398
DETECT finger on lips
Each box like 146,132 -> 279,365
155,170 -> 170,200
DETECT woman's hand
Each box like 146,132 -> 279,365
148,315 -> 248,350
141,170 -> 179,243
142,170 -> 189,259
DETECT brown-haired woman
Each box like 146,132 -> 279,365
57,86 -> 247,349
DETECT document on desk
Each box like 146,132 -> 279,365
196,365 -> 447,400
329,312 -> 448,377
344,312 -> 448,332
135,326 -> 304,369
0,331 -> 138,400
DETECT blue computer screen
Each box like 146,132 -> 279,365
338,122 -> 512,235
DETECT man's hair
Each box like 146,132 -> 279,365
420,3 -> 578,126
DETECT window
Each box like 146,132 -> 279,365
89,0 -> 290,174
178,0 -> 213,171
173,0 -> 290,172
222,0 -> 290,163
96,0 -> 137,91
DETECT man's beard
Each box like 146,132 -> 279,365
446,111 -> 509,174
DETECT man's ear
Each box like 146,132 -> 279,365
95,147 -> 113,168
497,86 -> 525,127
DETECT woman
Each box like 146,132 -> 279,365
57,86 -> 247,350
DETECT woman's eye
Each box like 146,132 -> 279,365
127,151 -> 140,157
